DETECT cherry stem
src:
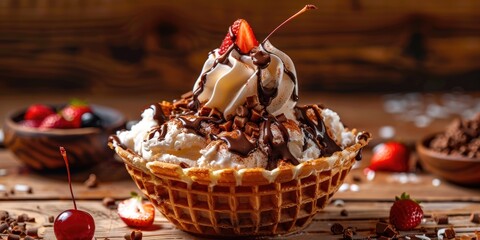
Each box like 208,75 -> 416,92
60,147 -> 77,210
262,4 -> 317,44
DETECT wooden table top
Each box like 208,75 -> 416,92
0,92 -> 479,239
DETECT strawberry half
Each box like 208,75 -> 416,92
368,142 -> 410,172
24,104 -> 55,122
389,192 -> 423,230
118,192 -> 155,228
218,19 -> 258,55
39,114 -> 73,129
61,100 -> 92,128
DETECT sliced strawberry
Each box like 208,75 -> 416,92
61,100 -> 92,128
118,192 -> 155,228
368,142 -> 410,172
24,104 -> 55,121
39,114 -> 73,129
389,192 -> 423,230
218,19 -> 258,55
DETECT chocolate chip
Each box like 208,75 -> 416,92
125,230 -> 142,240
434,214 -> 449,224
48,215 -> 55,223
26,227 -> 38,237
236,105 -> 249,117
102,197 -> 117,209
219,121 -> 232,132
84,174 -> 99,188
340,209 -> 349,216
233,116 -> 247,129
245,122 -> 259,137
470,212 -> 480,223
444,227 -> 455,239
330,223 -> 344,235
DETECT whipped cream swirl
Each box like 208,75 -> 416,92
192,41 -> 298,119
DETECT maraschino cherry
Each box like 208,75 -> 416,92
54,147 -> 96,240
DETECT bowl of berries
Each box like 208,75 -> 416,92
3,100 -> 126,170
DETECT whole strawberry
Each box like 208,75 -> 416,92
24,104 -> 55,122
368,142 -> 410,172
389,192 -> 423,230
39,114 -> 73,129
61,100 -> 92,128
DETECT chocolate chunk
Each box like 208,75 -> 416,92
48,215 -> 55,223
11,225 -> 24,235
236,106 -> 249,117
0,222 -> 9,233
102,197 -> 117,209
233,116 -> 247,129
0,210 -> 9,220
84,174 -> 99,188
198,106 -> 212,116
7,234 -> 20,240
219,121 -> 233,132
330,223 -> 344,235
125,230 -> 142,240
209,108 -> 222,119
26,227 -> 38,237
444,227 -> 455,239
342,227 -> 354,240
250,109 -> 262,122
27,217 -> 35,223
17,214 -> 28,223
340,209 -> 349,216
246,96 -> 259,109
245,122 -> 259,137
376,222 -> 389,235
434,214 -> 449,224
470,212 -> 480,223
383,225 -> 397,238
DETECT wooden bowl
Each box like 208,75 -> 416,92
3,104 -> 126,171
417,133 -> 480,186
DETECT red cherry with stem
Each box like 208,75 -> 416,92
262,4 -> 317,44
54,147 -> 96,240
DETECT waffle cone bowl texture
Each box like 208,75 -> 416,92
110,134 -> 369,237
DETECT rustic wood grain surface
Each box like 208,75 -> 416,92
1,0 -> 480,94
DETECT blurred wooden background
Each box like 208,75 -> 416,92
0,0 -> 480,95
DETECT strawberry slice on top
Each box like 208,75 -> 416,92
219,19 -> 259,55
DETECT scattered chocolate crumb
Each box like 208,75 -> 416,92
48,215 -> 55,223
0,222 -> 9,233
352,175 -> 362,183
330,223 -> 344,235
470,212 -> 480,223
444,227 -> 455,239
17,214 -> 28,223
7,234 -> 20,240
102,197 -> 117,209
125,230 -> 143,240
26,227 -> 38,237
342,227 -> 354,240
84,174 -> 99,188
434,214 -> 449,224
340,209 -> 349,216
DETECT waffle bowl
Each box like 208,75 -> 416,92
110,134 -> 370,237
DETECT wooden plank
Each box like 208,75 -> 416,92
0,200 -> 479,239
0,0 -> 480,94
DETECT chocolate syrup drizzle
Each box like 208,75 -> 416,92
150,103 -> 168,124
295,105 -> 342,156
261,116 -> 300,170
220,130 -> 256,157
